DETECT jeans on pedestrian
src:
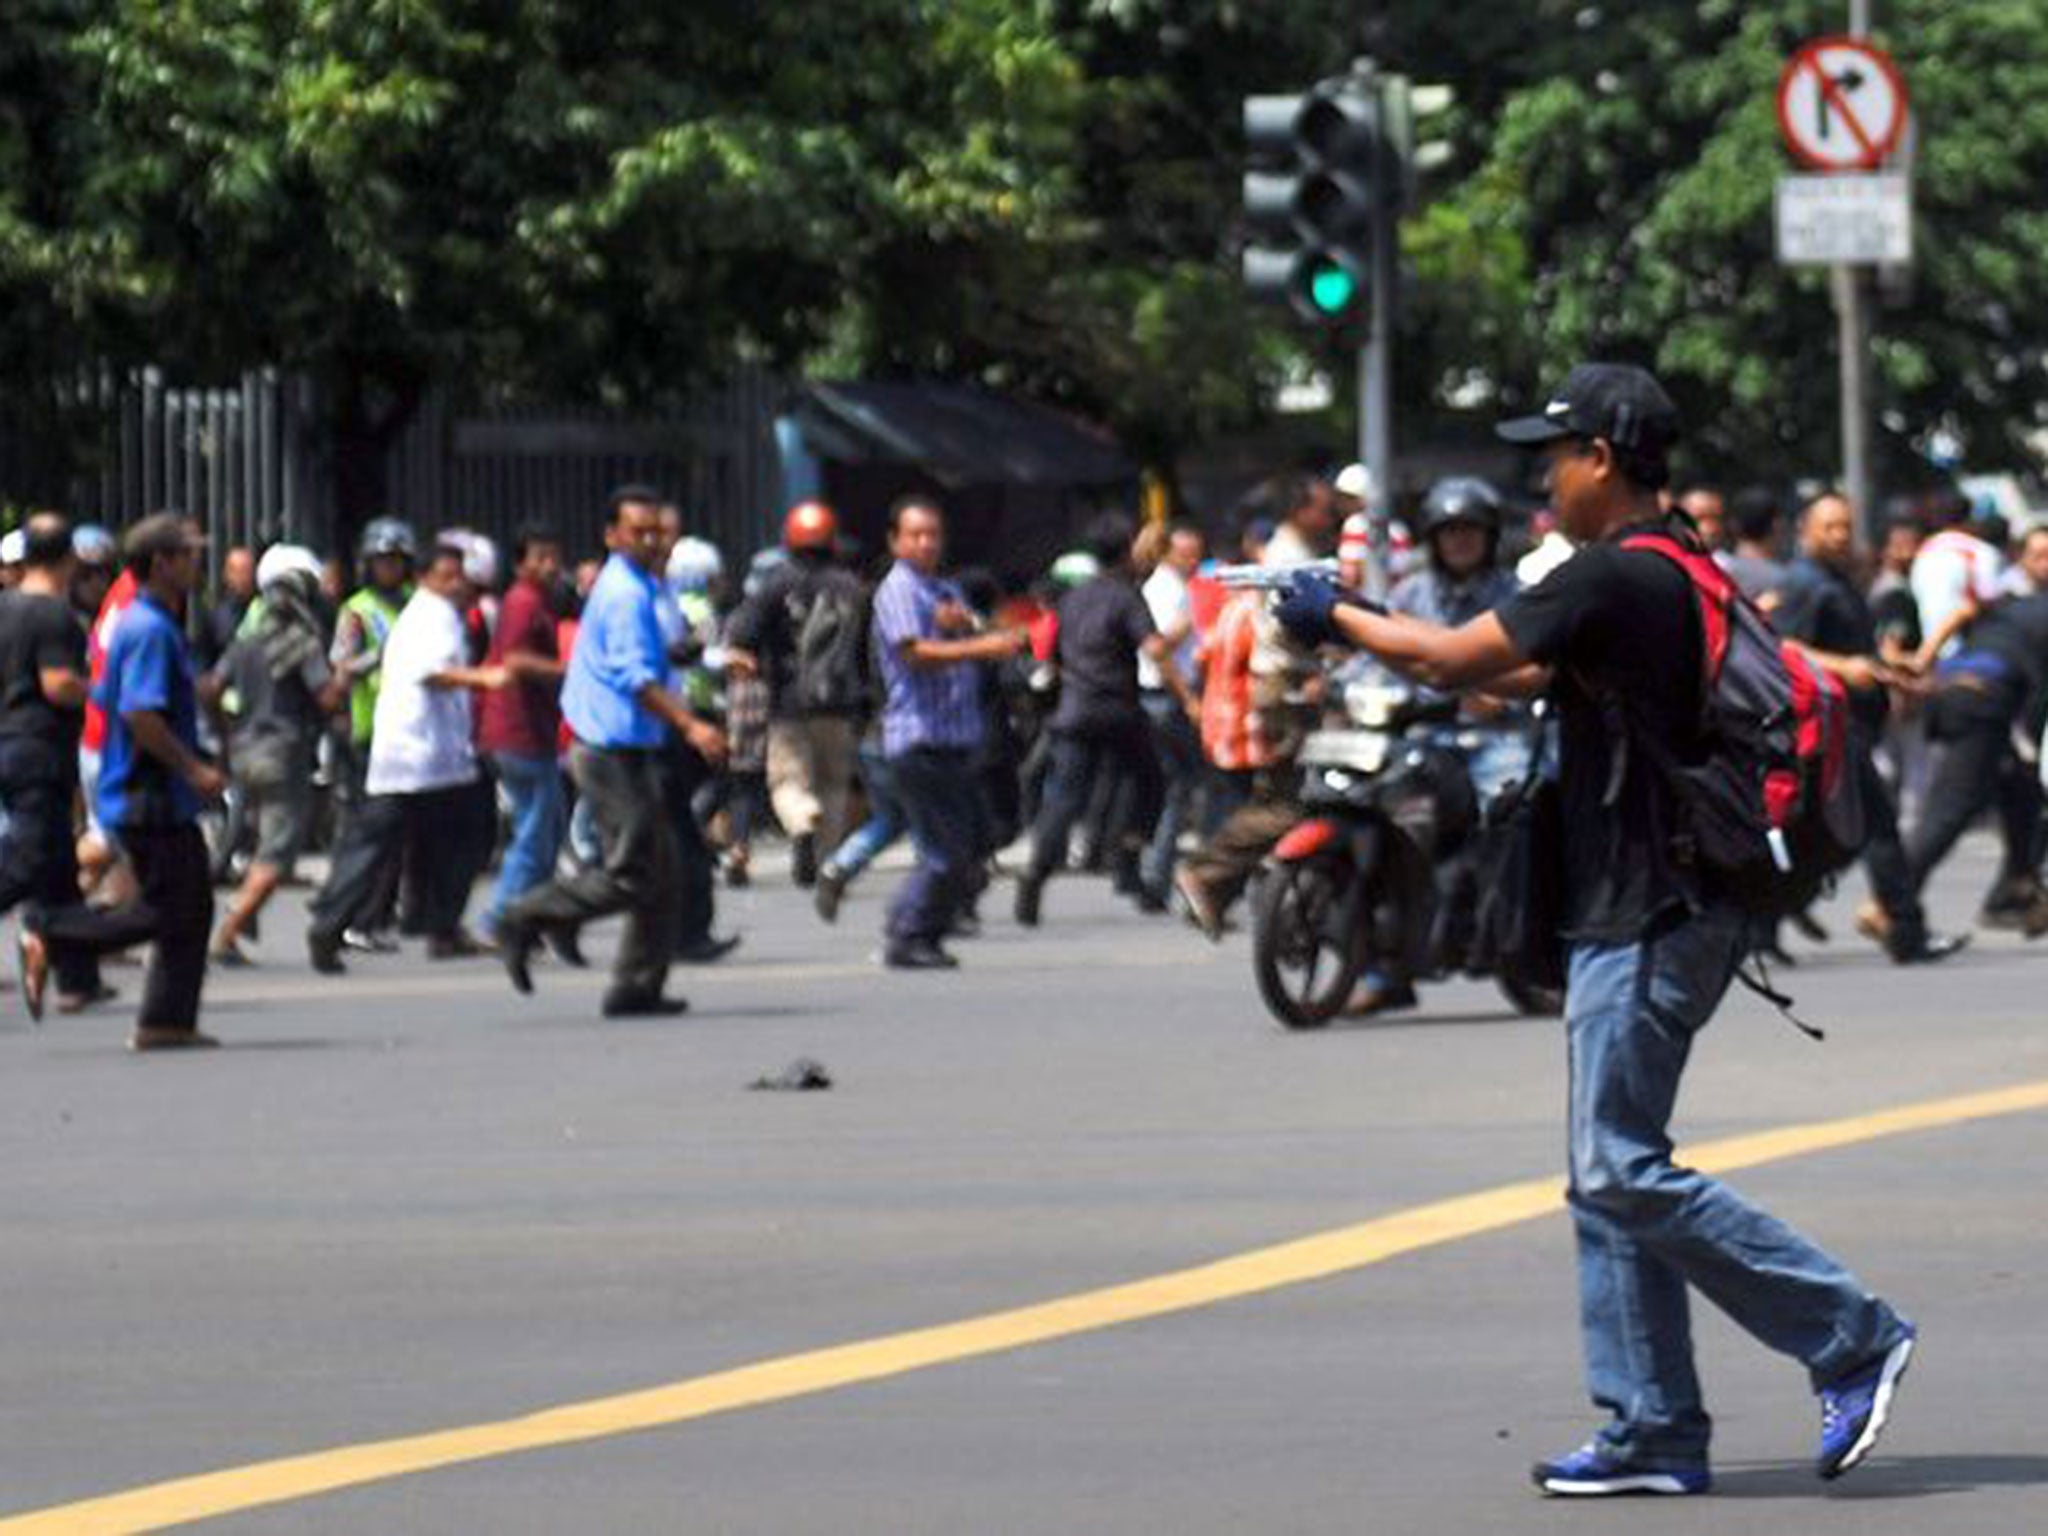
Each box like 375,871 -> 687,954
885,747 -> 983,944
1566,903 -> 1909,1465
829,738 -> 905,878
486,752 -> 565,935
1140,692 -> 1203,895
1027,718 -> 1163,880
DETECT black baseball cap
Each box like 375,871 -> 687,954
1495,363 -> 1681,460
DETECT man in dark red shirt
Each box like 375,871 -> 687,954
477,527 -> 568,940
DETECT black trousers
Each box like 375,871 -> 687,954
1854,738 -> 1925,948
119,823 -> 215,1031
509,744 -> 678,1001
1906,683 -> 2044,903
0,766 -> 146,993
1026,718 -> 1164,880
662,744 -> 717,948
310,783 -> 481,943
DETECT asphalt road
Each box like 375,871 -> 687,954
3,834 -> 2046,1533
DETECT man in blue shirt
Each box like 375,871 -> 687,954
499,487 -> 727,1016
870,496 -> 1024,968
95,512 -> 226,1051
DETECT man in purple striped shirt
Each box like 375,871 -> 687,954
870,496 -> 1025,968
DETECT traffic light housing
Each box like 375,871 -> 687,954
1241,77 -> 1390,327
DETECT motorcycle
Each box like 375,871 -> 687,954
1251,668 -> 1563,1029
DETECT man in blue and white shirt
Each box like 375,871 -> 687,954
500,486 -> 727,1016
870,496 -> 1024,969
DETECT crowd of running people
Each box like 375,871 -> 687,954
0,457 -> 2042,1043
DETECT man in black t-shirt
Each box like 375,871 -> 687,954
1270,364 -> 1916,1497
1014,512 -> 1195,925
0,515 -> 161,1020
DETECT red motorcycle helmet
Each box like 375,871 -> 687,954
783,500 -> 838,553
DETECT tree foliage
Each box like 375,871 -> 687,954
6,0 -> 2048,512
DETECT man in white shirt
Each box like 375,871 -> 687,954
1911,490 -> 2006,659
1137,521 -> 1205,901
307,542 -> 508,972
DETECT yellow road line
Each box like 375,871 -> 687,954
10,1076 -> 2048,1534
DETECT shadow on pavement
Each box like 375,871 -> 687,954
1713,1454 -> 2048,1499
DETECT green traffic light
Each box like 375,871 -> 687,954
1308,261 -> 1358,315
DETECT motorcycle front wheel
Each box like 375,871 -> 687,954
1252,858 -> 1362,1029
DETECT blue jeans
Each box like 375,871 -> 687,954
486,752 -> 566,935
829,739 -> 906,878
1566,903 -> 1909,1467
1140,692 -> 1203,894
885,747 -> 985,944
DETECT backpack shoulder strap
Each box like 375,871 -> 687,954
1618,531 -> 1732,688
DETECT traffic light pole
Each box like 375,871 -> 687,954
1359,197 -> 1395,601
1354,61 -> 1397,601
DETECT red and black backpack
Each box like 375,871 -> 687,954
1615,531 -> 1867,920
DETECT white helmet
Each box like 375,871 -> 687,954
667,536 -> 724,594
437,527 -> 499,590
256,543 -> 324,592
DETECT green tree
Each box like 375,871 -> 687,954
1413,0 -> 2048,490
61,0 -> 1079,523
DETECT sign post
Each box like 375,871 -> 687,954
1777,15 -> 1906,543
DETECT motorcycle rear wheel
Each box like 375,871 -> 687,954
1253,859 -> 1362,1029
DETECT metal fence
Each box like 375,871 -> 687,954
3,364 -> 785,568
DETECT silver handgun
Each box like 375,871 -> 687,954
1211,557 -> 1342,591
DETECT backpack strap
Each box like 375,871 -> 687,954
1618,532 -> 1733,693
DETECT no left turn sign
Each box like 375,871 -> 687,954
1777,37 -> 1909,171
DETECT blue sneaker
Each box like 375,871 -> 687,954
1531,1441 -> 1711,1497
1818,1327 -> 1916,1479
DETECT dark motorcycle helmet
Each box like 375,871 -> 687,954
1418,476 -> 1503,571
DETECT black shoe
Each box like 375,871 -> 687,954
545,926 -> 587,968
1890,932 -> 1969,965
499,920 -> 537,995
1132,884 -> 1169,914
884,939 -> 958,970
1111,855 -> 1142,896
307,928 -> 346,976
341,927 -> 398,955
426,929 -> 491,960
675,933 -> 741,964
791,833 -> 818,889
814,865 -> 848,924
724,859 -> 751,889
601,990 -> 690,1018
1013,872 -> 1045,928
